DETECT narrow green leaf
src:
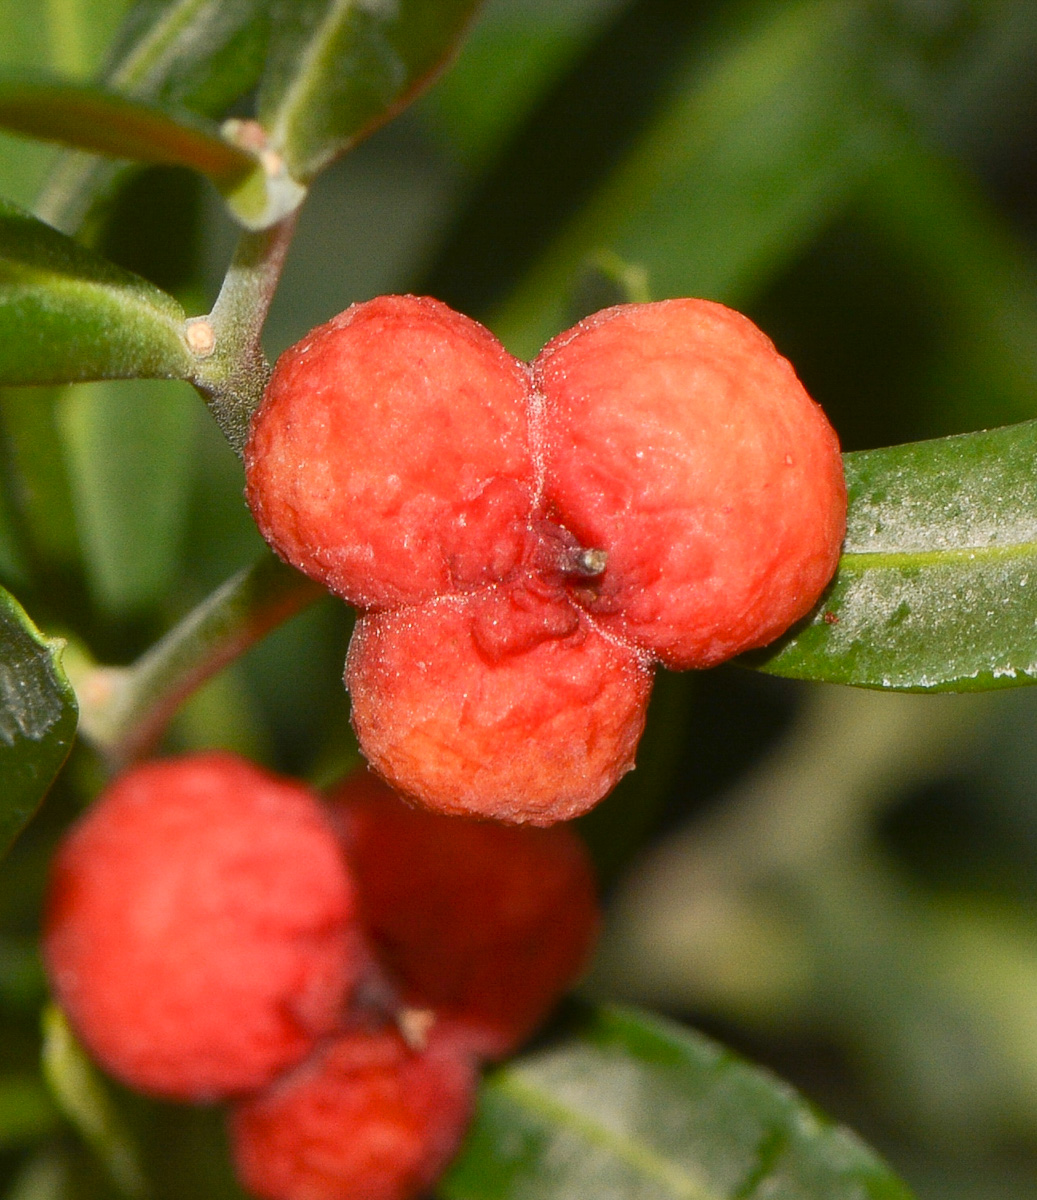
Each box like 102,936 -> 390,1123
0,198 -> 193,384
41,1006 -> 147,1200
444,1004 -> 913,1200
5,1147 -> 70,1200
258,0 -> 483,182
0,0 -> 129,207
34,0 -> 131,79
0,76 -> 304,231
0,586 -> 77,858
0,386 -> 83,572
102,0 -> 268,108
750,420 -> 1037,691
0,74 -> 256,181
59,379 -> 198,616
0,1076 -> 59,1149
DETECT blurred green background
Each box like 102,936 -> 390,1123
4,0 -> 1037,1197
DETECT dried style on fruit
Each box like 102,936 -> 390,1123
246,296 -> 846,824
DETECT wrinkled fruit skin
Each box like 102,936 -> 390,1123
246,296 -> 846,824
330,770 -> 600,1059
43,753 -> 358,1102
230,1024 -> 478,1200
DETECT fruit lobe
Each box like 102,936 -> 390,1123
245,295 -> 534,610
345,591 -> 652,824
330,770 -> 601,1058
43,753 -> 358,1102
230,1023 -> 477,1200
536,300 -> 846,667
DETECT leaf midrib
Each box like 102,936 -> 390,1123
838,536 -> 1037,573
110,0 -> 217,92
494,1067 -> 717,1200
265,0 -> 356,156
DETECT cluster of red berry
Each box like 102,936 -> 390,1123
43,753 -> 599,1200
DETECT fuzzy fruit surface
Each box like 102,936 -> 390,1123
331,770 -> 599,1059
230,1023 -> 477,1200
246,296 -> 846,824
43,753 -> 358,1102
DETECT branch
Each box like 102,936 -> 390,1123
186,211 -> 298,455
74,553 -> 325,771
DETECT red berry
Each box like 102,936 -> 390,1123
330,770 -> 600,1059
245,295 -> 845,824
43,753 -> 360,1102
229,1023 -> 477,1200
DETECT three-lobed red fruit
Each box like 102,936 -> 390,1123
43,753 -> 358,1102
44,755 -> 602,1200
246,295 -> 846,825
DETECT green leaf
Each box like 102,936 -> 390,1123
0,76 -> 304,231
5,1148 -> 71,1200
0,74 -> 255,183
59,379 -> 198,616
258,0 -> 483,182
751,420 -> 1037,691
2,0 -> 133,79
0,386 -> 83,573
0,1076 -> 59,1150
102,0 -> 268,110
0,198 -> 193,385
444,1004 -> 913,1200
0,586 -> 77,858
0,0 -> 129,207
41,1007 -> 148,1200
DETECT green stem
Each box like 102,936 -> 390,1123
41,1006 -> 149,1200
187,211 -> 298,456
75,553 -> 325,771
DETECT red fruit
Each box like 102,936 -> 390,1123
245,295 -> 845,824
43,753 -> 359,1102
330,770 -> 600,1059
230,1023 -> 477,1200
